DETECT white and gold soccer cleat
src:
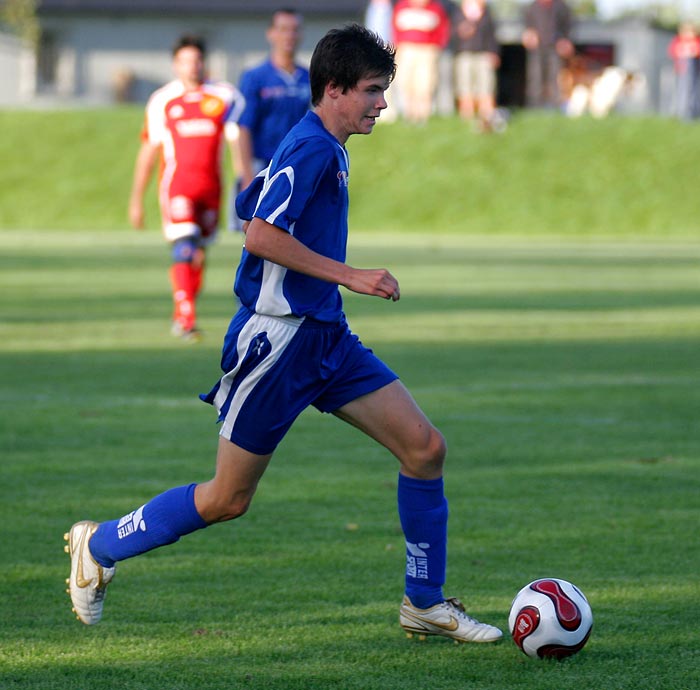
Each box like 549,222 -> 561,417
400,596 -> 503,644
64,520 -> 115,625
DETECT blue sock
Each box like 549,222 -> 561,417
89,484 -> 208,568
397,474 -> 448,610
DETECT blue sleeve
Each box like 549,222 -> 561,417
235,169 -> 267,222
238,70 -> 259,130
238,138 -> 333,232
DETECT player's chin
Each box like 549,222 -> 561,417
361,116 -> 378,133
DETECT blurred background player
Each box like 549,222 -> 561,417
229,8 -> 310,230
128,35 -> 245,341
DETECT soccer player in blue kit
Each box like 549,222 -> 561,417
229,8 -> 310,230
64,23 -> 502,644
237,8 -> 310,188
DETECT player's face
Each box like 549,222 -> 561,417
268,12 -> 302,57
335,75 -> 390,141
173,46 -> 205,88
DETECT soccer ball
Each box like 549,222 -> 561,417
508,578 -> 593,659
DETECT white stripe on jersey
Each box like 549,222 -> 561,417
256,244 -> 290,314
217,313 -> 304,440
255,165 -> 294,226
253,165 -> 296,315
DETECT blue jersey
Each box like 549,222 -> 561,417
238,60 -> 311,163
234,111 -> 350,323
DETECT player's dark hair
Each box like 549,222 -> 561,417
309,24 -> 396,106
172,34 -> 206,58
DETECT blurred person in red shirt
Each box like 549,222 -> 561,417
392,0 -> 451,124
668,22 -> 700,120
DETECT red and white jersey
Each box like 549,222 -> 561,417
143,79 -> 245,197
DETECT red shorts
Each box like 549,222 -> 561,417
160,176 -> 221,244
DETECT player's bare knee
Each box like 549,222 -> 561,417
197,489 -> 254,523
402,427 -> 446,478
215,493 -> 254,522
425,427 -> 447,471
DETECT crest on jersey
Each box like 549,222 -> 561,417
201,95 -> 225,117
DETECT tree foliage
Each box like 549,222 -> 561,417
1,0 -> 40,47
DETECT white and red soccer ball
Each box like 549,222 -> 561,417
509,578 -> 593,659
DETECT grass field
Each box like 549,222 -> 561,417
1,227 -> 699,689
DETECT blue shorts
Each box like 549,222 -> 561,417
200,307 -> 398,455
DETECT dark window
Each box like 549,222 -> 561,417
37,31 -> 58,90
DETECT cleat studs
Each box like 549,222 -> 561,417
63,533 -> 69,541
418,634 -> 427,641
65,579 -> 70,585
64,545 -> 70,553
406,632 -> 414,639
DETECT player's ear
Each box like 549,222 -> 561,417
326,81 -> 342,100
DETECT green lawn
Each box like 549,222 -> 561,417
1,229 -> 699,689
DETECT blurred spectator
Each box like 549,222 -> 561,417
522,0 -> 574,109
392,0 -> 451,124
230,9 -> 310,229
452,0 -> 500,130
668,22 -> 700,120
364,0 -> 398,122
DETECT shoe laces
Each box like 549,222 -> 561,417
444,597 -> 481,625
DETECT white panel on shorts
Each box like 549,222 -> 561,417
164,222 -> 200,242
217,312 -> 304,440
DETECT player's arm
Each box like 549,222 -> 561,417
223,114 -> 245,184
128,140 -> 160,229
236,126 -> 256,190
245,217 -> 400,301
232,75 -> 255,189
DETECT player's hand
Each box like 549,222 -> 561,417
345,268 -> 400,302
128,199 -> 145,230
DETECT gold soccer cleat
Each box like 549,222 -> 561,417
400,596 -> 503,644
64,521 -> 115,625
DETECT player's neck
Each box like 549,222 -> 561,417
313,105 -> 349,146
181,78 -> 203,92
271,52 -> 296,74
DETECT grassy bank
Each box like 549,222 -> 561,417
1,107 -> 699,236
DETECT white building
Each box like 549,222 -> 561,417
0,0 -> 368,105
0,1 -> 678,114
